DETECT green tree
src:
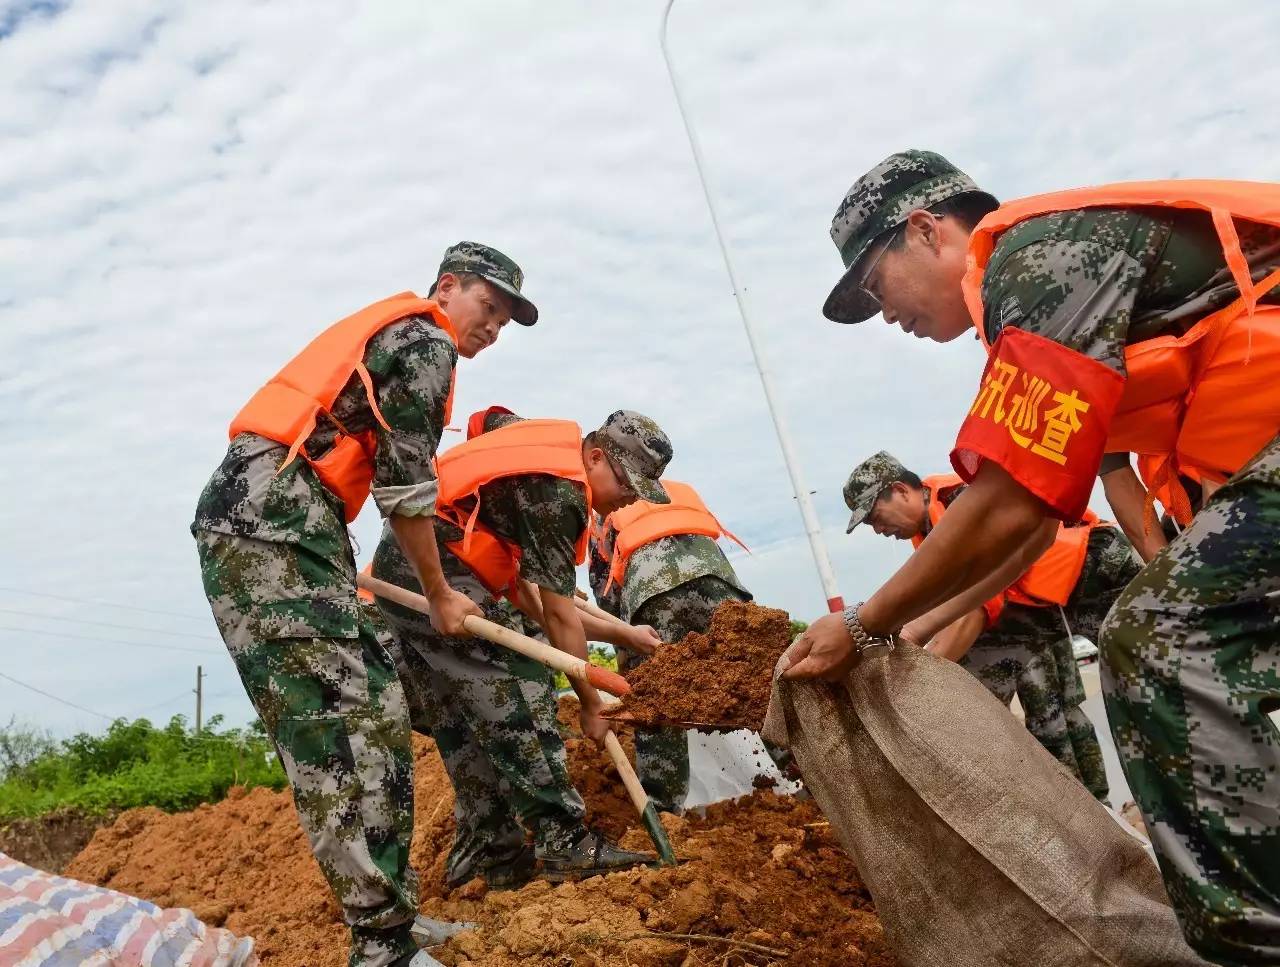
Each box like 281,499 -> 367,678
0,715 -> 286,821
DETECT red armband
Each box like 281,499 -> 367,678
951,328 -> 1125,520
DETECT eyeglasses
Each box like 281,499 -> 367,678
857,224 -> 905,308
857,215 -> 943,308
865,485 -> 894,528
606,454 -> 635,497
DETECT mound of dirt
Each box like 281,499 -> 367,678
66,739 -> 453,967
615,601 -> 792,731
68,729 -> 893,965
425,792 -> 894,967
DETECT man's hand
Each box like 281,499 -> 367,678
624,624 -> 662,657
781,612 -> 858,682
897,622 -> 928,648
578,697 -> 609,746
428,586 -> 482,637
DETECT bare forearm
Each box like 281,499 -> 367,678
516,581 -> 633,649
907,518 -> 1055,642
926,609 -> 987,662
860,462 -> 1048,635
388,513 -> 450,599
541,593 -> 591,663
1101,467 -> 1166,563
542,592 -> 602,709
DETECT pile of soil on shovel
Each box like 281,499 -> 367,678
615,600 -> 793,731
67,733 -> 895,967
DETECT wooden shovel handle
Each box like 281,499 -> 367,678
356,573 -> 631,697
573,593 -> 630,629
604,731 -> 649,813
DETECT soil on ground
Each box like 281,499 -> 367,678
614,601 -> 793,732
67,726 -> 895,967
0,808 -> 119,873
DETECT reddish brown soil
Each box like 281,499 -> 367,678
559,695 -> 643,841
617,601 -> 793,731
426,793 -> 894,967
68,731 -> 894,966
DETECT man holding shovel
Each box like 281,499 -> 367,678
370,408 -> 672,888
787,151 -> 1280,964
586,478 -> 757,812
192,244 -> 537,967
842,450 -> 1139,801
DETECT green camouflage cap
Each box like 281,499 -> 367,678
843,450 -> 909,533
823,150 -> 997,325
595,410 -> 673,505
438,241 -> 538,326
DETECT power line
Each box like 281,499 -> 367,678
0,624 -> 222,656
138,689 -> 197,714
0,586 -> 209,623
0,670 -> 114,721
0,606 -> 219,642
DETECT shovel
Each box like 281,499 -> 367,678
357,573 -> 678,865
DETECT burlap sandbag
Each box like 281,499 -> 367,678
762,642 -> 1208,967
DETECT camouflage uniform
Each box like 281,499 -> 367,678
954,520 -> 1140,802
587,518 -> 754,812
826,151 -> 1280,964
976,177 -> 1280,967
192,243 -> 535,967
369,409 -> 672,887
843,452 -> 1129,800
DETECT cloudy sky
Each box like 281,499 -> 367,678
3,0 -> 1278,735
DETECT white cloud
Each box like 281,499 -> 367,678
2,0 -> 1277,733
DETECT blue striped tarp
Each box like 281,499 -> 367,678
0,853 -> 256,967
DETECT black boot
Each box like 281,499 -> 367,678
536,827 -> 655,881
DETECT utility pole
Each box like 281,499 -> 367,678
194,665 -> 204,735
659,0 -> 844,612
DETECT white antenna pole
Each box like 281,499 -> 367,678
659,0 -> 845,612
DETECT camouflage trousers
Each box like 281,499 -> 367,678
194,530 -> 418,967
625,577 -> 787,812
370,533 -> 585,887
1100,434 -> 1280,966
962,526 -> 1141,802
962,621 -> 1108,800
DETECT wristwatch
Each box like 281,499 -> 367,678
842,603 -> 895,658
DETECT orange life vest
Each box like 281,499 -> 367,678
911,474 -> 1104,611
434,417 -> 592,598
229,292 -> 458,523
964,181 -> 1280,529
603,480 -> 749,593
467,405 -> 515,440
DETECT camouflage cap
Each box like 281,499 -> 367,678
594,410 -> 673,505
438,241 -> 538,326
843,450 -> 909,533
822,150 -> 997,325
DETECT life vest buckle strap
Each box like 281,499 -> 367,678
354,361 -> 392,433
278,410 -> 320,478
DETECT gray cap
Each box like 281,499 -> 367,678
823,150 -> 997,325
594,410 -> 673,505
438,241 -> 538,326
843,450 -> 909,532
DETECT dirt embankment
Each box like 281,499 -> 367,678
0,808 -> 120,873
67,612 -> 892,966
67,732 -> 893,966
